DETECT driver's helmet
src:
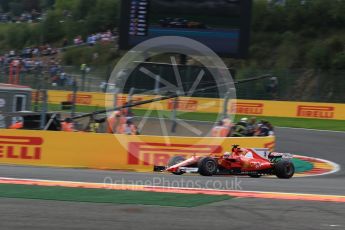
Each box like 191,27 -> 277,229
240,117 -> 248,123
223,152 -> 231,159
231,144 -> 240,153
231,145 -> 247,155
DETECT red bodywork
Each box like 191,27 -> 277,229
166,148 -> 273,174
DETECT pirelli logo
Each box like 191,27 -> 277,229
127,142 -> 223,166
167,99 -> 198,112
0,136 -> 43,160
297,106 -> 334,119
231,103 -> 264,115
116,96 -> 143,107
67,94 -> 92,105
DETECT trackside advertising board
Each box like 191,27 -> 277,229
229,100 -> 345,120
44,90 -> 345,120
0,130 -> 275,171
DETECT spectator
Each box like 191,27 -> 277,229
61,118 -> 76,132
128,120 -> 139,135
74,35 -> 83,45
266,76 -> 279,99
106,111 -> 119,133
66,75 -> 74,86
211,120 -> 229,137
255,120 -> 274,136
246,117 -> 258,136
59,72 -> 67,86
266,122 -> 275,136
87,34 -> 97,46
0,56 -> 4,68
9,50 -> 16,57
117,119 -> 139,135
99,82 -> 107,92
222,117 -> 233,136
9,121 -> 23,129
62,38 -> 68,47
231,117 -> 248,137
32,47 -> 40,56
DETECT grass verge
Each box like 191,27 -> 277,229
0,184 -> 231,207
133,110 -> 345,131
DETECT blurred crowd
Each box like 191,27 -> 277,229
9,107 -> 140,135
0,47 -> 55,65
0,44 -> 58,65
68,30 -> 117,47
211,117 -> 274,137
49,63 -> 74,87
0,10 -> 43,23
102,109 -> 138,135
0,47 -> 77,88
57,108 -> 139,134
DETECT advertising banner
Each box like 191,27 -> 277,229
44,90 -> 345,120
0,130 -> 275,172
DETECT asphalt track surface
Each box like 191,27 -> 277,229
0,126 -> 344,230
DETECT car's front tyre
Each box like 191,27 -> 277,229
198,157 -> 218,176
168,156 -> 186,175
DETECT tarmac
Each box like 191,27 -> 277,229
0,124 -> 344,230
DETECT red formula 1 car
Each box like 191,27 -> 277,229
155,145 -> 295,179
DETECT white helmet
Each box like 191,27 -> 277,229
240,117 -> 248,122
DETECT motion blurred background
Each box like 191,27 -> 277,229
0,0 -> 344,103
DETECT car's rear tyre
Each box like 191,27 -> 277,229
198,157 -> 218,176
168,156 -> 186,175
275,160 -> 295,179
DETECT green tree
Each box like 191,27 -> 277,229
22,0 -> 41,11
40,0 -> 55,10
84,0 -> 119,34
306,42 -> 331,69
0,0 -> 9,12
41,11 -> 64,42
55,0 -> 76,11
6,25 -> 31,48
72,0 -> 94,20
9,2 -> 24,16
332,52 -> 345,70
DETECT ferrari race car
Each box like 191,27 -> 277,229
154,145 -> 295,179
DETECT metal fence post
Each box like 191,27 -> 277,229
40,89 -> 48,130
71,78 -> 78,117
109,87 -> 121,133
87,77 -> 91,92
170,90 -> 180,133
80,64 -> 87,91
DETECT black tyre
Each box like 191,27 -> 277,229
168,156 -> 186,175
198,157 -> 218,176
275,160 -> 295,179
